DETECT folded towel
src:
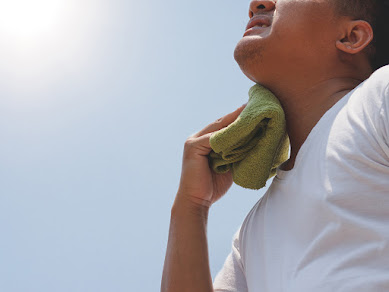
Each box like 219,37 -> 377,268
209,84 -> 290,190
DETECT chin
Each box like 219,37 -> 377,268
234,37 -> 266,84
234,37 -> 264,83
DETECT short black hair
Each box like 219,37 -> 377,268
331,0 -> 389,71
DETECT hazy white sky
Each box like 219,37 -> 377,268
0,1 -> 271,291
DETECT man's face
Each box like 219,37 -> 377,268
235,0 -> 341,85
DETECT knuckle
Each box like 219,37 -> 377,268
184,137 -> 195,149
183,138 -> 198,158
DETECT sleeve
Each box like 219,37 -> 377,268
213,227 -> 248,292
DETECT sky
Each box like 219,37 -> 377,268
0,1 -> 271,291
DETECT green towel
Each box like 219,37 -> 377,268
209,84 -> 290,190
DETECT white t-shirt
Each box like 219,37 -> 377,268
213,65 -> 389,292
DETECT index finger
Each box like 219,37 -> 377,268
192,104 -> 247,138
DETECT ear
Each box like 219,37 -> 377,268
335,20 -> 374,54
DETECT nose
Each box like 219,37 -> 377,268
249,0 -> 276,17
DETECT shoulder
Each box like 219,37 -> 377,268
364,65 -> 389,96
354,65 -> 389,143
372,64 -> 389,74
371,65 -> 389,81
369,65 -> 389,108
347,65 -> 389,112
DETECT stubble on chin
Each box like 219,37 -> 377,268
234,37 -> 265,82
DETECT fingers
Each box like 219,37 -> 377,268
192,104 -> 246,138
184,133 -> 213,157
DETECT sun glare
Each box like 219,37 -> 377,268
0,0 -> 63,39
0,0 -> 109,100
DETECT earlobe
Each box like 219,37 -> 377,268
335,20 -> 374,54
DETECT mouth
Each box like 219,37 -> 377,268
244,16 -> 271,37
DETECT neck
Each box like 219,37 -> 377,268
269,76 -> 365,170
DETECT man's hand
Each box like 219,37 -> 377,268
175,104 -> 246,210
161,104 -> 247,292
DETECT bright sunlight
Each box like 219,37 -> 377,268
0,0 -> 108,98
0,0 -> 63,39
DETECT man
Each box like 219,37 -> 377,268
162,0 -> 389,291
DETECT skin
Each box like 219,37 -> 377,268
235,0 -> 374,170
161,1 -> 374,291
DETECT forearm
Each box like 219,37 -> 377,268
161,105 -> 244,291
161,196 -> 213,292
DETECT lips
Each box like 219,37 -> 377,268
244,16 -> 271,36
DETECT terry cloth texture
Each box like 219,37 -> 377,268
209,84 -> 289,190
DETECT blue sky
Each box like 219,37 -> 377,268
0,0 -> 271,291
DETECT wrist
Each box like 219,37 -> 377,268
172,194 -> 210,220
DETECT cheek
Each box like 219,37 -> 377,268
273,1 -> 331,44
271,14 -> 332,57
